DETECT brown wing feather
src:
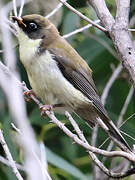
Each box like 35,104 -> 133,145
49,49 -> 108,119
48,49 -> 131,150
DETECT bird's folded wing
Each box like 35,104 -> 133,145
48,49 -> 109,120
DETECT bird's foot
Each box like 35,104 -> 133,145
39,105 -> 53,117
24,89 -> 36,102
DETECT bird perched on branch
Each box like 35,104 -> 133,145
12,14 -> 131,151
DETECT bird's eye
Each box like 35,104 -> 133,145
29,22 -> 38,30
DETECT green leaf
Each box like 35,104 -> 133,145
62,11 -> 80,43
75,37 -> 105,64
1,166 -> 17,180
46,147 -> 88,180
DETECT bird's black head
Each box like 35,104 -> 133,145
12,14 -> 59,40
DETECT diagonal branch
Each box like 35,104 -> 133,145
88,0 -> 115,30
45,0 -> 66,19
101,64 -> 123,105
1,59 -> 135,178
63,20 -> 100,39
0,130 -> 23,180
88,0 -> 135,88
59,0 -> 107,32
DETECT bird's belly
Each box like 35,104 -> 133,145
25,51 -> 90,112
27,67 -> 61,105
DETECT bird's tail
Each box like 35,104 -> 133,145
98,116 -> 131,151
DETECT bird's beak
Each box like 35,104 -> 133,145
12,16 -> 27,27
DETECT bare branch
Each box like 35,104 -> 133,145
46,111 -> 135,178
0,155 -> 25,171
0,2 -> 48,179
0,58 -> 135,163
91,63 -> 123,177
63,20 -> 100,39
12,0 -> 17,16
101,64 -> 123,105
89,0 -> 135,88
12,124 -> 52,180
11,123 -> 22,134
0,50 -> 4,53
45,0 -> 66,19
128,28 -> 135,32
1,1 -> 135,178
120,113 -> 135,130
47,111 -> 135,160
0,130 -> 23,180
59,0 -> 107,32
91,125 -> 98,147
39,143 -> 52,180
102,86 -> 134,161
1,59 -> 135,178
65,111 -> 87,142
118,86 -> 134,127
88,0 -> 115,30
18,0 -> 25,17
65,112 -> 111,178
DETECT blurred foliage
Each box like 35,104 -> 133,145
0,0 -> 135,180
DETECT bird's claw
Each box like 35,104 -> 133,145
24,89 -> 35,102
39,105 -> 53,117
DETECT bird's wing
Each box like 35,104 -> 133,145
48,49 -> 109,120
48,48 -> 131,151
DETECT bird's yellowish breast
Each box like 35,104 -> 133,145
18,29 -> 91,109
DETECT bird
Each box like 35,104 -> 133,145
12,14 -> 131,151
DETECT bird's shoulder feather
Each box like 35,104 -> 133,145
46,37 -> 109,120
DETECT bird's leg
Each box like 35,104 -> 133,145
39,105 -> 53,116
39,104 -> 64,117
24,89 -> 36,102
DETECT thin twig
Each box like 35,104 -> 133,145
128,29 -> 135,32
65,111 -> 87,142
1,60 -> 135,178
45,0 -> 67,19
96,64 -> 123,160
59,0 -> 107,32
101,64 -> 123,105
120,113 -> 135,129
102,87 -> 134,162
46,111 -> 135,178
12,0 -> 17,16
91,125 -> 98,147
0,2 -> 47,178
0,130 -> 23,180
63,20 -> 100,39
88,0 -> 115,30
11,123 -> 52,180
47,111 -> 135,160
32,150 -> 52,180
0,155 -> 25,171
117,86 -> 134,127
11,123 -> 22,134
0,60 -> 134,163
65,112 -> 115,177
18,0 -> 25,17
39,142 -> 52,180
120,131 -> 135,142
0,50 -> 4,53
99,64 -> 124,151
90,0 -> 135,88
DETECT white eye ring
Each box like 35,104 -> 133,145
29,22 -> 37,30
